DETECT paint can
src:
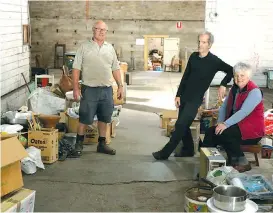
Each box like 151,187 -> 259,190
184,186 -> 212,212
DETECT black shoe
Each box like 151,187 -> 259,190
152,151 -> 169,160
233,163 -> 252,173
70,141 -> 83,158
174,150 -> 194,157
97,138 -> 116,155
153,140 -> 178,160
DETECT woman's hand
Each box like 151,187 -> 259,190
215,123 -> 227,135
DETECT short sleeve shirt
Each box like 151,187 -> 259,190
73,40 -> 120,87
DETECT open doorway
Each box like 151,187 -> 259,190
143,35 -> 180,72
148,38 -> 163,71
144,35 -> 169,71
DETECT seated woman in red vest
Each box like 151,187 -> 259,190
201,62 -> 265,173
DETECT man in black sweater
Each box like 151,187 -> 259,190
153,31 -> 233,160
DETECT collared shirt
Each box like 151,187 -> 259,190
73,39 -> 120,87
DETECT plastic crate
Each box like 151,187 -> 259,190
239,175 -> 273,200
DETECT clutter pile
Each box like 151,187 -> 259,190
148,49 -> 163,71
157,97 -> 273,212
184,147 -> 273,212
0,65 -> 127,212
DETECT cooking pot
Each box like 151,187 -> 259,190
201,178 -> 247,212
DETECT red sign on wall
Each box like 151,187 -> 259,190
176,21 -> 183,29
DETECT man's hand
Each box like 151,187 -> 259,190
175,97 -> 180,108
215,123 -> 227,135
73,88 -> 81,101
117,86 -> 123,100
218,86 -> 226,101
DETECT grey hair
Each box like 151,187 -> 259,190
198,31 -> 214,45
233,62 -> 252,77
92,20 -> 108,30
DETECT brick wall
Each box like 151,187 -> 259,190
29,1 -> 205,70
206,0 -> 273,71
0,0 -> 31,112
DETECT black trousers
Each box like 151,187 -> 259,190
163,101 -> 201,155
201,124 -> 261,158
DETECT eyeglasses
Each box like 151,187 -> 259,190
94,28 -> 108,33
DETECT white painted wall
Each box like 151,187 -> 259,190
206,0 -> 273,87
0,0 -> 30,112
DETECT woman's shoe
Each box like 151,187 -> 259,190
233,163 -> 252,173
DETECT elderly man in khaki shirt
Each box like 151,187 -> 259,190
72,20 -> 123,157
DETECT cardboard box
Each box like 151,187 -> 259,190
59,112 -> 67,123
166,119 -> 200,139
0,133 -> 19,140
160,110 -> 178,129
110,119 -> 117,138
0,133 -> 28,148
120,62 -> 128,73
67,116 -> 79,133
28,129 -> 58,164
1,137 -> 28,197
84,121 -> 111,145
113,85 -> 125,105
167,119 -> 176,137
67,116 -> 116,143
1,188 -> 36,212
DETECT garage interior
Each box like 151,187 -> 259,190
1,0 -> 273,212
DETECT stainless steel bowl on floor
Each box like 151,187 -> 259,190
213,185 -> 247,212
201,178 -> 247,212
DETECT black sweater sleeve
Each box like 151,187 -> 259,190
176,54 -> 192,97
218,58 -> 233,86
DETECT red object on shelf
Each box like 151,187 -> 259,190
41,78 -> 49,87
264,113 -> 273,135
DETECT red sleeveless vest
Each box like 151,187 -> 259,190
226,81 -> 265,140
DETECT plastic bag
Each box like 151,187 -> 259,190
28,88 -> 65,115
59,66 -> 73,94
0,124 -> 23,134
206,166 -> 239,186
21,146 -> 45,174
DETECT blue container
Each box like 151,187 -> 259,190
155,66 -> 162,71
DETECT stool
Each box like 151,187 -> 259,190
240,145 -> 261,166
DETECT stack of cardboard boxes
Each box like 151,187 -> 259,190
159,109 -> 201,154
1,136 -> 36,212
64,112 -> 115,145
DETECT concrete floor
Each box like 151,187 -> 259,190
23,71 -> 273,212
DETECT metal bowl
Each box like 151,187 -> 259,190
5,111 -> 31,125
7,118 -> 29,125
213,185 -> 247,212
